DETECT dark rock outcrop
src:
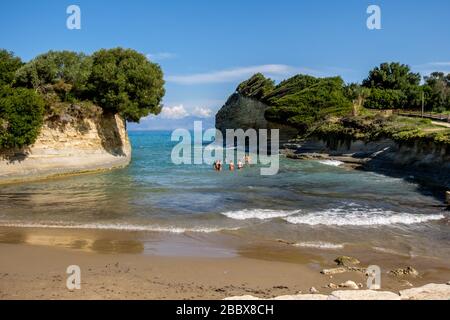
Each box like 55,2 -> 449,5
215,93 -> 298,144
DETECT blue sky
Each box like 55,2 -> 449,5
1,0 -> 449,130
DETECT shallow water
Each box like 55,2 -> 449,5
0,131 -> 449,260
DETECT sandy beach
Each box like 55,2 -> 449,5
1,226 -> 449,300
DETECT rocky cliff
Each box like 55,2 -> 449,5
215,93 -> 298,143
0,113 -> 131,184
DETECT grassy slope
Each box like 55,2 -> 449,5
312,109 -> 450,147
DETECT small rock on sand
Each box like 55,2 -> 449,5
399,280 -> 413,287
389,266 -> 419,277
334,256 -> 360,267
399,283 -> 450,300
327,283 -> 338,289
309,287 -> 319,294
338,281 -> 359,290
321,267 -> 347,275
347,266 -> 366,273
330,290 -> 401,300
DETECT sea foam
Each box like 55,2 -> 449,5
318,160 -> 344,167
221,209 -> 300,220
0,221 -> 239,234
294,241 -> 345,249
283,207 -> 445,226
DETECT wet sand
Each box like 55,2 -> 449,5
0,226 -> 449,299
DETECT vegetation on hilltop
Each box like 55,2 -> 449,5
235,62 -> 450,146
0,86 -> 44,149
87,48 -> 165,122
0,50 -> 23,86
0,48 -> 165,149
0,50 -> 44,149
313,113 -> 450,147
237,74 -> 352,132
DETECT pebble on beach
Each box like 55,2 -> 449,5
389,266 -> 419,277
338,281 -> 359,290
334,256 -> 360,267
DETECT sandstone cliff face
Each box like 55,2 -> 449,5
215,93 -> 298,143
0,113 -> 131,184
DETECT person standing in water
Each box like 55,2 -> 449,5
244,155 -> 251,165
229,161 -> 235,171
237,160 -> 244,170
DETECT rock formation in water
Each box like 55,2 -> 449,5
0,48 -> 165,184
215,93 -> 299,144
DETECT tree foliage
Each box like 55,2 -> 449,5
237,73 -> 352,132
423,72 -> 450,112
362,62 -> 422,110
362,62 -> 421,90
86,48 -> 165,122
14,51 -> 92,101
236,73 -> 275,100
344,84 -> 371,116
364,88 -> 407,110
0,50 -> 23,86
0,47 -> 166,149
0,86 -> 45,149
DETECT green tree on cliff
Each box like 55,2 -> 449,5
0,86 -> 45,149
362,62 -> 421,90
345,84 -> 371,116
0,50 -> 44,149
87,48 -> 165,122
14,51 -> 92,101
423,72 -> 450,112
236,73 -> 275,100
0,50 -> 23,86
362,62 -> 421,109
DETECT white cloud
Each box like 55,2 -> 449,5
424,62 -> 450,67
191,106 -> 213,118
166,64 -> 310,85
160,105 -> 189,119
146,52 -> 177,61
413,62 -> 450,76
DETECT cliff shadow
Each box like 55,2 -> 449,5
95,112 -> 126,157
357,156 -> 450,205
289,138 -> 450,204
330,140 -> 450,204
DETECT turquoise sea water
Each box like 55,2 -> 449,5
0,131 -> 449,259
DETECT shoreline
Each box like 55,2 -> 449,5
0,161 -> 130,186
1,226 -> 449,299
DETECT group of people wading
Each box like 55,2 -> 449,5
213,155 -> 251,172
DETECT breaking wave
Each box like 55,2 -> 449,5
221,209 -> 300,220
283,206 -> 444,226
